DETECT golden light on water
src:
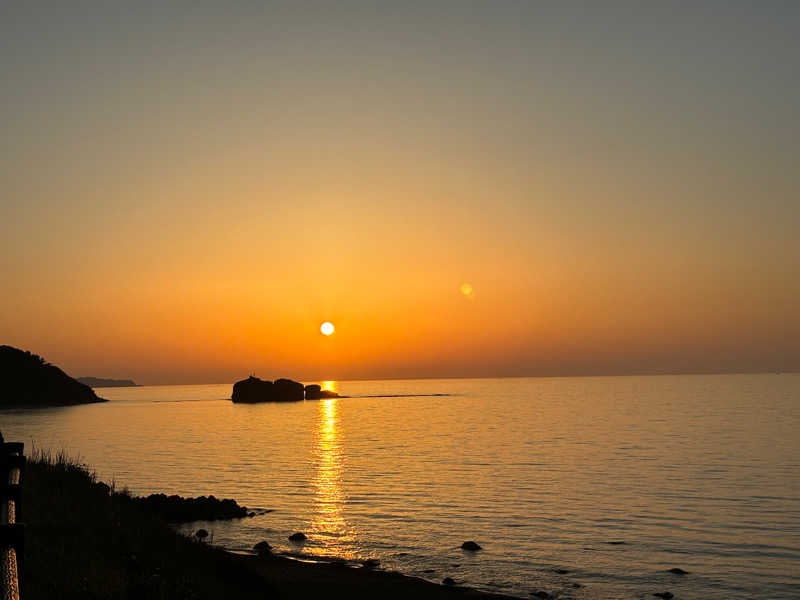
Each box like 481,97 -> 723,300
320,322 -> 335,336
310,393 -> 354,557
321,380 -> 338,393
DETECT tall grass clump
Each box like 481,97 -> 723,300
22,449 -> 275,600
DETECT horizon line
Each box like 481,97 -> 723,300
116,369 -> 798,388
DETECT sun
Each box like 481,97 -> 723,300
320,321 -> 335,336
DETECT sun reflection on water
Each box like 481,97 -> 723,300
310,393 -> 355,557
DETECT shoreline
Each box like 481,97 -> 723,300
228,550 -> 522,599
21,449 -> 524,599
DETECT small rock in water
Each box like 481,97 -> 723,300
461,541 -> 483,551
248,512 -> 255,517
554,568 -> 570,574
571,583 -> 582,588
195,529 -> 209,541
288,532 -> 307,542
253,541 -> 272,553
605,541 -> 626,545
361,559 -> 380,568
653,593 -> 674,600
442,577 -> 456,586
530,592 -> 551,599
423,569 -> 436,574
667,568 -> 689,575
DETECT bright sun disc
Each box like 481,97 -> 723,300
320,322 -> 335,336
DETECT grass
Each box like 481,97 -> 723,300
22,449 -> 274,600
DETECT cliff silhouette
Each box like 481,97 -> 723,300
0,345 -> 107,407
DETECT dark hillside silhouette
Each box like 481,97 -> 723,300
0,345 -> 106,407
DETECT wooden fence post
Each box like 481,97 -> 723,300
0,439 -> 24,600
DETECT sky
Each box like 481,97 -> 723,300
1,1 -> 798,384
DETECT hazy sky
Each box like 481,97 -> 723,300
1,2 -> 798,384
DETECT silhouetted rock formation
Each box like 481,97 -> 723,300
232,376 -> 274,403
134,493 -> 249,523
288,532 -> 307,542
0,345 -> 107,407
304,384 -> 340,399
231,376 -> 304,403
77,377 -> 138,388
274,378 -> 304,401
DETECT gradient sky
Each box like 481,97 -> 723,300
1,2 -> 798,384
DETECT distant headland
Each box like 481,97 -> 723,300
0,345 -> 107,407
77,377 -> 139,388
232,376 -> 339,403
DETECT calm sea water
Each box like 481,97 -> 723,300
2,375 -> 799,599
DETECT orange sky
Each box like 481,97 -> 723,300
1,4 -> 798,383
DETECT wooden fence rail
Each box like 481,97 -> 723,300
0,439 -> 24,600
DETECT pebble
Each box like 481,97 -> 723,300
461,541 -> 482,551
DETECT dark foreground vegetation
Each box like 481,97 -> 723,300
0,345 -> 106,407
23,451 -> 515,600
23,451 -> 270,600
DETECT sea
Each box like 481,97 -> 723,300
2,375 -> 798,599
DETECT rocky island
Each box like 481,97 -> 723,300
0,345 -> 107,407
77,377 -> 139,388
304,384 -> 340,399
231,376 -> 339,403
